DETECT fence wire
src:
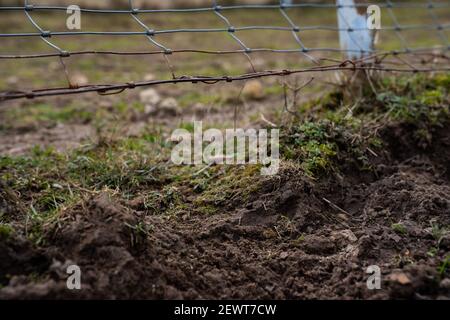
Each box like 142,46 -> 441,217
0,0 -> 449,101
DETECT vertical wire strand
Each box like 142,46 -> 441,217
211,0 -> 256,72
425,0 -> 449,48
278,1 -> 320,64
128,0 -> 176,78
23,0 -> 68,56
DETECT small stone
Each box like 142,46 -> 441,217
139,88 -> 161,106
69,72 -> 89,86
251,58 -> 266,69
332,229 -> 357,242
264,285 -> 274,292
440,278 -> 450,289
280,252 -> 289,259
159,97 -> 180,116
193,103 -> 206,116
144,104 -> 157,115
242,80 -> 265,100
389,272 -> 411,285
49,61 -> 60,71
99,100 -> 113,109
144,73 -> 156,81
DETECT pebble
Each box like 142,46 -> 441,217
69,72 -> 89,86
242,80 -> 265,100
159,97 -> 180,116
139,88 -> 161,106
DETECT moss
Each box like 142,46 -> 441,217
192,165 -> 262,212
282,121 -> 338,176
301,141 -> 337,174
0,224 -> 14,240
418,89 -> 445,106
432,74 -> 450,88
374,74 -> 449,126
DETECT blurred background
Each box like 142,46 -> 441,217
0,0 -> 448,139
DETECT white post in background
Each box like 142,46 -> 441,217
336,0 -> 374,59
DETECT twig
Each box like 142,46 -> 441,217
322,197 -> 351,216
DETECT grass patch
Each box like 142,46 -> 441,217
391,222 -> 408,236
178,91 -> 222,108
439,255 -> 450,276
282,121 -> 338,176
192,165 -> 262,213
4,103 -> 94,128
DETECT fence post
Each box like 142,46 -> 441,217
336,0 -> 376,96
336,0 -> 374,59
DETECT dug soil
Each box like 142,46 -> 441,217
1,119 -> 449,300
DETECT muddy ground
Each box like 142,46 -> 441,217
1,72 -> 449,300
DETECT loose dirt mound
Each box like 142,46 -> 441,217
1,121 -> 449,299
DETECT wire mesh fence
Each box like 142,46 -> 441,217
0,0 -> 449,101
